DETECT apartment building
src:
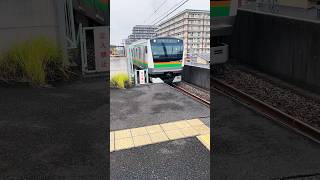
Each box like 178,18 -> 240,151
156,9 -> 210,59
125,25 -> 157,45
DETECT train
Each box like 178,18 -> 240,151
127,37 -> 184,83
211,0 -> 238,73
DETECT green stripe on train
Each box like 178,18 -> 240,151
133,60 -> 148,68
95,1 -> 108,11
154,63 -> 182,69
211,6 -> 230,17
81,0 -> 108,11
133,60 -> 181,69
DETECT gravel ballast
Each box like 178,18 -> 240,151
217,64 -> 320,130
175,82 -> 210,103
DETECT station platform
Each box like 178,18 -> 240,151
110,83 -> 210,179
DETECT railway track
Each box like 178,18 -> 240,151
168,82 -> 210,108
212,77 -> 320,144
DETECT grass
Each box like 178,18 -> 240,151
0,37 -> 70,85
111,73 -> 131,89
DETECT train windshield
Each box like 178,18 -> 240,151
150,38 -> 183,62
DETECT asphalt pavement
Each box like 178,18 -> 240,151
0,77 -> 108,180
110,83 -> 210,131
213,91 -> 320,179
110,83 -> 210,179
111,138 -> 210,180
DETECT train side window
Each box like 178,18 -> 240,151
135,48 -> 137,58
145,47 -> 147,54
140,47 -> 142,59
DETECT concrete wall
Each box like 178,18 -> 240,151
0,0 -> 64,54
232,10 -> 320,93
278,0 -> 314,9
182,65 -> 210,90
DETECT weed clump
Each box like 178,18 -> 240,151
111,73 -> 131,89
0,37 -> 70,85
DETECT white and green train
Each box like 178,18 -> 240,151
127,37 -> 184,83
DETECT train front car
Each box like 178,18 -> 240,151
149,37 -> 184,83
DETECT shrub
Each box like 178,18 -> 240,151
0,37 -> 70,85
111,73 -> 131,89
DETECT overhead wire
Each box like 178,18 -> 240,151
152,0 -> 190,25
150,0 -> 188,25
143,0 -> 168,24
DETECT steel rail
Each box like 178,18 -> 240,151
212,77 -> 320,144
168,83 -> 210,107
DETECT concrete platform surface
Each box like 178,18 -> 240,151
213,92 -> 320,179
110,138 -> 210,180
110,83 -> 210,131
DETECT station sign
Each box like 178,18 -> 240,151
139,70 -> 146,84
94,26 -> 109,72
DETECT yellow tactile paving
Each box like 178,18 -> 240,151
110,140 -> 114,152
186,119 -> 204,126
115,137 -> 134,150
145,125 -> 163,134
192,125 -> 210,135
160,122 -> 179,131
110,132 -> 114,142
133,134 -> 152,147
130,127 -> 148,137
115,129 -> 132,139
164,129 -> 185,140
180,127 -> 199,137
174,120 -> 191,129
110,118 -> 210,152
197,134 -> 210,150
149,131 -> 169,143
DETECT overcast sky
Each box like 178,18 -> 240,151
110,0 -> 209,45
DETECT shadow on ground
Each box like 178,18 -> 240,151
0,77 -> 108,180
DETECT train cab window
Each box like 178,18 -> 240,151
145,47 -> 148,54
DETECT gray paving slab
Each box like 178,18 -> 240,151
110,137 -> 210,180
213,92 -> 320,180
110,83 -> 210,131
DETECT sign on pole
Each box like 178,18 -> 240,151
94,26 -> 108,72
139,70 -> 145,84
